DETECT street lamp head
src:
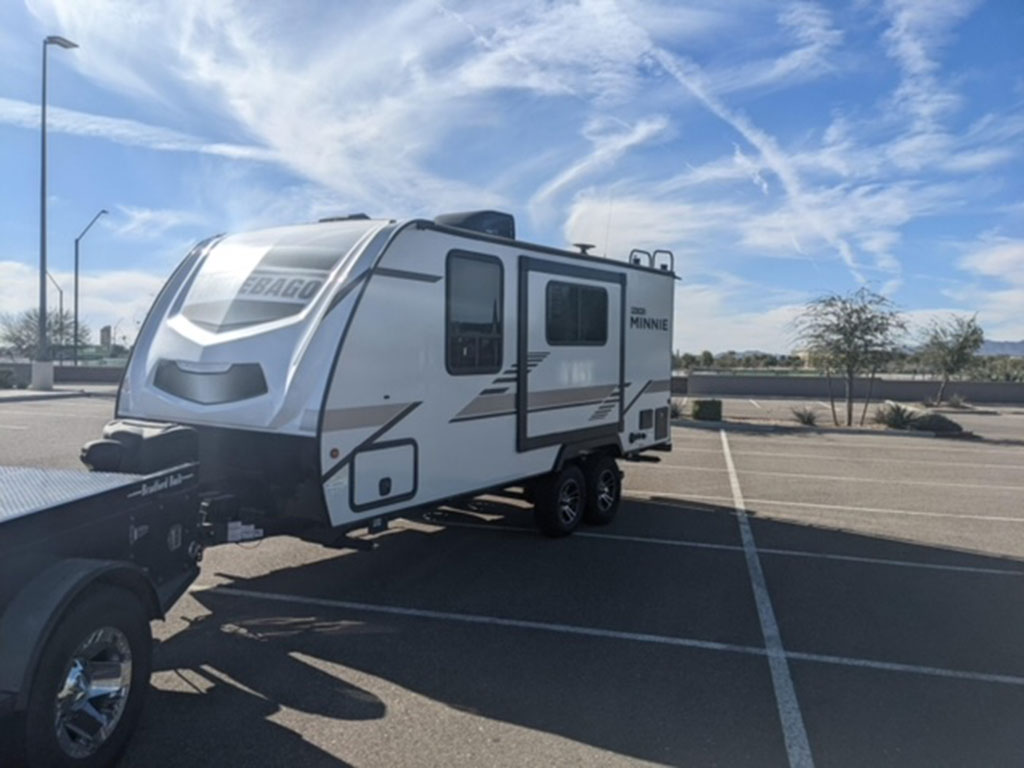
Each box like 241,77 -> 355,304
45,35 -> 78,49
100,209 -> 109,215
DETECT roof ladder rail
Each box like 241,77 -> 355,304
652,249 -> 675,273
629,248 -> 653,267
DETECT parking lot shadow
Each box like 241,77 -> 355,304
134,495 -> 1024,767
122,611 -> 383,766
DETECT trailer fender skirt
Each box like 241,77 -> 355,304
0,558 -> 161,709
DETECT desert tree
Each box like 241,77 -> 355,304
0,308 -> 91,361
792,288 -> 906,426
920,315 -> 984,403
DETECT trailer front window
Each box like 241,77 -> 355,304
446,251 -> 503,375
180,222 -> 375,332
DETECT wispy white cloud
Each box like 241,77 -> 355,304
950,236 -> 1024,340
709,2 -> 843,94
529,115 -> 669,222
564,192 -> 745,261
959,237 -> 1024,285
881,0 -> 978,128
111,206 -> 207,240
0,260 -> 165,340
645,44 -> 868,280
0,97 -> 276,161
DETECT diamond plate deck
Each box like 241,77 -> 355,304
0,467 -> 143,524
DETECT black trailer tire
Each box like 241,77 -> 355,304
583,454 -> 621,526
533,464 -> 586,537
23,585 -> 152,768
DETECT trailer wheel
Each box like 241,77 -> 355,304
583,454 -> 621,526
23,586 -> 152,768
533,464 -> 586,537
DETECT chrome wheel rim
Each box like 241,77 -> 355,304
54,626 -> 133,758
596,468 -> 617,513
558,478 -> 582,525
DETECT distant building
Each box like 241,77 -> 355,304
100,325 -> 111,353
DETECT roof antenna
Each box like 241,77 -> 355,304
573,243 -> 596,256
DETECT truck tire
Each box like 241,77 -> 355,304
582,454 -> 621,526
533,464 -> 586,537
23,585 -> 152,768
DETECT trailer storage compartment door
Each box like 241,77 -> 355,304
517,256 -> 624,452
350,440 -> 418,512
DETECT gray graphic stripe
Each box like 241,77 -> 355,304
453,393 -> 516,420
647,378 -> 672,394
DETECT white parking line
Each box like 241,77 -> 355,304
749,399 -> 761,409
627,462 -> 1024,492
665,446 -> 1023,471
626,490 -> 1024,523
203,586 -> 1024,689
206,586 -> 762,655
721,430 -> 814,768
0,424 -> 28,430
423,516 -> 1022,577
816,401 -> 829,409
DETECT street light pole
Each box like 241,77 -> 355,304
46,271 -> 64,363
74,208 -> 108,366
33,34 -> 77,390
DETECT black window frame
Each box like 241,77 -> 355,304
445,249 -> 504,376
544,280 -> 609,347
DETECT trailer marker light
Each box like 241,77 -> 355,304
330,448 -> 339,459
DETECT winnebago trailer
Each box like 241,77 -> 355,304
116,210 -> 675,536
0,210 -> 674,766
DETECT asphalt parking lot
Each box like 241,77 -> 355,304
3,395 -> 1024,766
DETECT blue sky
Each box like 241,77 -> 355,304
1,0 -> 1021,352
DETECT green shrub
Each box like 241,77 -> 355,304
909,412 -> 963,433
874,402 -> 964,434
0,368 -> 12,389
669,398 -> 685,419
691,398 -> 722,421
792,406 -> 817,426
874,402 -> 916,429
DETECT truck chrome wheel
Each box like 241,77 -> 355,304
54,626 -> 133,759
557,478 -> 583,525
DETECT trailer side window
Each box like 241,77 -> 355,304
546,281 -> 608,345
446,251 -> 503,375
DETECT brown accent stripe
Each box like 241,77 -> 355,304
527,384 -> 618,410
322,402 -> 414,432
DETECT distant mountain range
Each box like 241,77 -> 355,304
981,340 -> 1024,356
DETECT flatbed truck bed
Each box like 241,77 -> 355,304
0,462 -> 203,767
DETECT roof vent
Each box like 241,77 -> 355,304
434,210 -> 515,240
319,213 -> 370,222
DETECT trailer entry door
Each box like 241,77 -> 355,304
517,256 -> 625,452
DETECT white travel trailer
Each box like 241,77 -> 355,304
114,211 -> 675,537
